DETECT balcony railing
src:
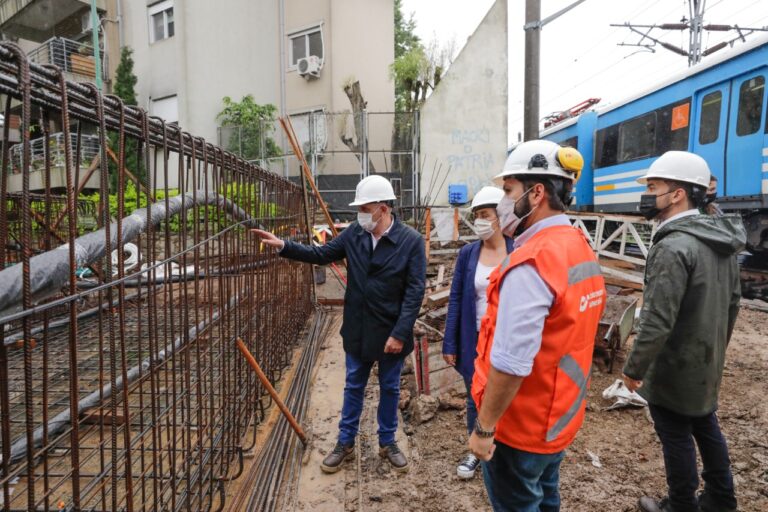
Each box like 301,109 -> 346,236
9,131 -> 100,174
27,37 -> 107,82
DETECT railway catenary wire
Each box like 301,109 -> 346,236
0,42 -> 319,511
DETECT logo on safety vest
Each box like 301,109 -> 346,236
579,289 -> 604,312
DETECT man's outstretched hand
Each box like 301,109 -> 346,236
251,229 -> 285,251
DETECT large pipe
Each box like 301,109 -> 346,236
0,191 -> 258,320
2,294 -> 238,465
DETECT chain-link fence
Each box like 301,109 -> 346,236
219,110 -> 420,220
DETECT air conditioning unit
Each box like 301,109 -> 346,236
81,12 -> 94,33
297,56 -> 322,79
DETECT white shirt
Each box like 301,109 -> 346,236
490,215 -> 572,376
474,262 -> 496,331
657,208 -> 701,230
371,217 -> 394,251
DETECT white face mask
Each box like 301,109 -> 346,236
357,210 -> 379,232
496,188 -> 536,238
473,218 -> 497,241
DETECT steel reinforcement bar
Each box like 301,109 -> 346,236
0,42 -> 315,511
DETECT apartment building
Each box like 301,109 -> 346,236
0,0 -> 119,192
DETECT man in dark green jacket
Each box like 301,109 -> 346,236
622,151 -> 745,512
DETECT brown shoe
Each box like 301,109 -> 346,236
320,442 -> 354,473
379,443 -> 409,473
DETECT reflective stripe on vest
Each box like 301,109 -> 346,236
546,354 -> 590,443
567,261 -> 602,286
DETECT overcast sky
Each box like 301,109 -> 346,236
401,0 -> 768,143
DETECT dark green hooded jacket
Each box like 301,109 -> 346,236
623,213 -> 746,416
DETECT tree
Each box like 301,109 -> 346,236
109,46 -> 142,190
216,95 -> 280,161
395,0 -> 420,59
113,47 -> 137,106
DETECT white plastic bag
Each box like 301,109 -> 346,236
602,379 -> 648,410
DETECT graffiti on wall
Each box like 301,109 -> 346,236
444,126 -> 497,198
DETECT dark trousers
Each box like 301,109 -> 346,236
338,353 -> 404,446
649,404 -> 737,512
482,440 -> 565,512
463,375 -> 478,436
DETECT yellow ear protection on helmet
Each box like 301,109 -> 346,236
556,147 -> 584,183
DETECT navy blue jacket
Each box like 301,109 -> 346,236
442,237 -> 514,380
281,217 -> 426,362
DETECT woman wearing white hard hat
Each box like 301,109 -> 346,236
442,185 -> 513,480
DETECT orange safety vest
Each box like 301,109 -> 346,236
471,224 -> 606,454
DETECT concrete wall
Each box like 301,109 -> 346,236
419,0 -> 508,206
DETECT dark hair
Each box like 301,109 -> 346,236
709,174 -> 718,182
662,180 -> 707,209
520,176 -> 573,211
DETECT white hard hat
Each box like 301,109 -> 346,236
494,140 -> 583,185
470,186 -> 504,210
349,175 -> 397,206
637,151 -> 710,188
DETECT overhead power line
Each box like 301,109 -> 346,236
611,0 -> 768,66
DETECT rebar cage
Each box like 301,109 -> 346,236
0,42 -> 315,511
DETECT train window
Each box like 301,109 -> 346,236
618,112 -> 656,162
698,91 -> 722,144
560,136 -> 578,148
657,99 -> 691,153
594,125 -> 618,168
736,76 -> 765,136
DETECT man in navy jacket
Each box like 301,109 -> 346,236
253,175 -> 426,474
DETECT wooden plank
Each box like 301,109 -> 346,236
426,289 -> 450,307
427,306 -> 448,319
603,275 -> 644,291
600,265 -> 644,285
452,207 -> 459,241
436,265 -> 445,286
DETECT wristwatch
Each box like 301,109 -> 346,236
474,418 -> 496,438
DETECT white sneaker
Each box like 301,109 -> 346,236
456,453 -> 480,479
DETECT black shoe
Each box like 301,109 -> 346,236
320,442 -> 354,474
638,496 -> 692,512
698,491 -> 737,512
379,443 -> 409,473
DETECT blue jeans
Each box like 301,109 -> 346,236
463,376 -> 477,436
649,404 -> 736,512
338,353 -> 404,447
482,441 -> 565,512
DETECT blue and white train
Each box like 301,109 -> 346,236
541,34 -> 768,254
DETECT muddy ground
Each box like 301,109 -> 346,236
294,304 -> 767,512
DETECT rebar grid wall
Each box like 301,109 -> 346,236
0,43 -> 314,511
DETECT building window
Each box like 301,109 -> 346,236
150,95 -> 178,123
288,26 -> 324,68
736,75 -> 764,136
149,1 -> 175,43
699,91 -> 722,145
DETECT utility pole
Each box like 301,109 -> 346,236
523,0 -> 541,141
612,0 -> 768,66
90,0 -> 103,91
523,0 -> 588,140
